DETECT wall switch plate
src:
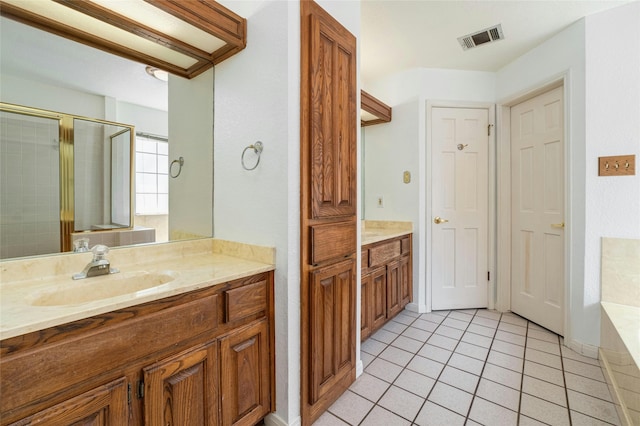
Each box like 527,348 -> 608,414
598,155 -> 636,176
376,195 -> 384,208
403,171 -> 411,184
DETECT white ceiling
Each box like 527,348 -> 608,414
361,0 -> 631,85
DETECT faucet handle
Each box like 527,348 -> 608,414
91,244 -> 110,261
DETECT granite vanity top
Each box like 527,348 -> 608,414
362,220 -> 413,245
0,238 -> 275,340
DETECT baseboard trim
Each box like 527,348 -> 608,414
566,338 -> 599,359
356,359 -> 364,376
265,413 -> 301,426
406,302 -> 427,314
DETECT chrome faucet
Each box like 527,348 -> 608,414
72,245 -> 120,280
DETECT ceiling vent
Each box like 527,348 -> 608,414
458,24 -> 504,51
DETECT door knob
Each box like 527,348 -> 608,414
551,222 -> 565,229
434,216 -> 449,224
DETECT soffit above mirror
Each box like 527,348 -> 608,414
361,90 -> 391,127
0,0 -> 246,79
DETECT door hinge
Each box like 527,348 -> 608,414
488,124 -> 494,136
487,271 -> 490,281
137,380 -> 145,399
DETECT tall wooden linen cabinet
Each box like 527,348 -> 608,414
300,1 -> 358,425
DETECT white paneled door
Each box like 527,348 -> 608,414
431,107 -> 489,310
511,87 -> 564,335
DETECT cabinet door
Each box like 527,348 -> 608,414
400,254 -> 412,309
11,377 -> 128,426
360,272 -> 372,341
220,318 -> 271,426
371,266 -> 388,333
387,260 -> 402,319
309,259 -> 356,404
143,341 -> 218,426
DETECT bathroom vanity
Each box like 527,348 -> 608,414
360,221 -> 413,341
0,239 -> 275,426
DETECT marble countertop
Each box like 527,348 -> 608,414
362,220 -> 413,245
0,239 -> 275,340
601,301 -> 640,369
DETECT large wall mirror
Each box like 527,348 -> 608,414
0,16 -> 215,260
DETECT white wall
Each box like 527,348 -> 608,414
214,1 -> 359,424
583,1 -> 640,339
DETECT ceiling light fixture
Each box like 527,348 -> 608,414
146,66 -> 169,82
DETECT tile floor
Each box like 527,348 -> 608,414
314,309 -> 621,426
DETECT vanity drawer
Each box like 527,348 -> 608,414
369,240 -> 401,268
361,249 -> 369,270
224,279 -> 268,323
310,221 -> 356,265
401,236 -> 411,255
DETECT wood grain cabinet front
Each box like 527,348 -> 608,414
361,234 -> 413,341
0,271 -> 275,426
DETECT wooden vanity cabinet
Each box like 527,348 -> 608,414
361,234 -> 413,341
0,271 -> 275,426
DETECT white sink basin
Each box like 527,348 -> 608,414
29,270 -> 178,306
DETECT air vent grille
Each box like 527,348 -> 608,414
458,24 -> 504,51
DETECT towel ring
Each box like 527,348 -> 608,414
170,156 -> 184,178
241,141 -> 264,171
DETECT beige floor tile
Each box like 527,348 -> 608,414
469,396 -> 518,426
447,353 -> 484,375
414,401 -> 465,426
371,328 -> 398,344
570,410 -> 619,426
418,343 -> 453,364
523,360 -> 564,386
401,326 -> 431,342
491,340 -> 524,358
442,317 -> 470,331
475,309 -> 502,321
434,324 -> 464,340
378,386 -> 425,421
454,341 -> 489,361
482,363 -> 522,390
501,313 -> 529,327
393,313 -> 417,325
448,311 -> 474,322
467,323 -> 496,337
519,414 -> 548,425
475,378 -> 520,411
361,351 -> 375,368
420,313 -> 445,324
520,393 -> 570,425
349,372 -> 390,402
362,338 -> 387,356
494,329 -> 526,346
312,411 -> 349,426
526,336 -> 561,355
560,345 -> 601,366
360,405 -> 411,426
525,347 -> 562,369
432,310 -> 450,317
488,349 -> 524,372
365,357 -> 404,383
461,331 -> 493,348
383,320 -> 408,334
565,372 -> 613,402
563,358 -> 606,382
394,369 -> 436,398
498,321 -> 527,336
328,390 -> 374,426
406,355 -> 445,379
379,345 -> 414,367
528,328 -> 559,344
472,316 -> 499,329
438,365 -> 480,393
522,375 -> 567,407
427,382 -> 473,416
390,335 -> 423,354
427,333 -> 458,351
568,390 -> 621,425
411,319 -> 438,333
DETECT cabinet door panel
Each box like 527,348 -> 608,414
143,341 -> 218,426
10,377 -> 128,426
387,260 -> 401,319
309,259 -> 355,403
220,319 -> 270,426
400,255 -> 412,308
309,14 -> 356,219
360,273 -> 372,341
371,267 -> 387,332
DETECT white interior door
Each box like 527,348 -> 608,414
510,86 -> 564,335
431,107 -> 489,310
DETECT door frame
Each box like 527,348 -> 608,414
425,101 -> 496,312
495,73 -> 571,340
